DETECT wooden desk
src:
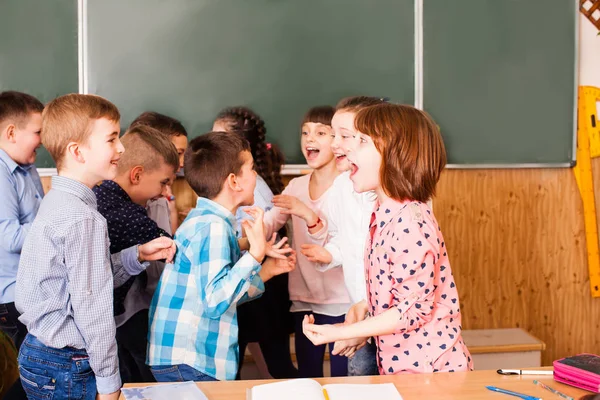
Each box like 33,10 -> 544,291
122,369 -> 591,399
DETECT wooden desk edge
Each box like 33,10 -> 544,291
121,367 -> 590,400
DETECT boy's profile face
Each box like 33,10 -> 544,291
80,117 -> 123,183
11,112 -> 42,165
237,150 -> 257,207
171,134 -> 188,171
135,161 -> 176,205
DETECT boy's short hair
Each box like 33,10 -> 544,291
301,106 -> 335,126
354,103 -> 446,202
336,96 -> 386,113
184,131 -> 250,199
0,91 -> 44,127
42,94 -> 120,170
118,125 -> 179,174
129,111 -> 188,137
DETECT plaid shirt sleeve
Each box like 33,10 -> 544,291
190,221 -> 264,319
65,218 -> 120,394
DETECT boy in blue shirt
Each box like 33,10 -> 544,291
148,131 -> 296,382
0,91 -> 44,350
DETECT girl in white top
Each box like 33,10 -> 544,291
262,106 -> 351,378
301,97 -> 386,376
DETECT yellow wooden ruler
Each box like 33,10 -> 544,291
574,86 -> 600,297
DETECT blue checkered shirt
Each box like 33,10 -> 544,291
147,197 -> 264,380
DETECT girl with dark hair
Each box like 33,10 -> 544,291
213,107 -> 298,380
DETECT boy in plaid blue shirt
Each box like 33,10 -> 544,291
147,131 -> 296,382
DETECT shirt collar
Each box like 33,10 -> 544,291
51,175 -> 98,208
97,180 -> 133,203
0,148 -> 34,174
195,197 -> 237,230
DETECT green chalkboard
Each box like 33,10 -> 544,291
0,0 -> 78,168
87,0 -> 415,164
423,0 -> 576,165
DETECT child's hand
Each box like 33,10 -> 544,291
242,207 -> 267,264
300,244 -> 332,264
302,314 -> 344,346
138,237 -> 176,263
345,300 -> 369,324
259,249 -> 296,282
273,195 -> 319,226
332,337 -> 367,358
265,233 -> 292,260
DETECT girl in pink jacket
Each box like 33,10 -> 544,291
302,103 -> 473,375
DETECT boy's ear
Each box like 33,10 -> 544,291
226,172 -> 242,192
66,141 -> 85,163
2,123 -> 16,143
130,165 -> 144,185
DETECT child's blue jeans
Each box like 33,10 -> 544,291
150,364 -> 218,382
18,334 -> 96,400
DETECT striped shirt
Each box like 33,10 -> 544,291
147,197 -> 264,380
16,176 -> 148,394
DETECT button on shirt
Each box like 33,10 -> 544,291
148,197 -> 264,381
0,149 -> 43,303
16,176 -> 148,394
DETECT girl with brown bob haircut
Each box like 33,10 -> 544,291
355,103 -> 446,203
302,103 -> 472,375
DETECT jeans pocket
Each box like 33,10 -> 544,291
19,366 -> 56,400
150,365 -> 184,382
70,357 -> 96,400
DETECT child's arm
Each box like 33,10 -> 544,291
195,219 -> 266,318
302,184 -> 342,268
65,218 -> 122,395
271,194 -> 325,235
166,186 -> 179,234
111,237 -> 176,288
262,201 -> 290,239
303,237 -> 437,344
0,177 -> 33,253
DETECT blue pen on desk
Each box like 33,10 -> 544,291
486,386 -> 541,400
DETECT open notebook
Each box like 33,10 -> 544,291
247,379 -> 403,400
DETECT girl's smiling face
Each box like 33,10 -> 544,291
301,122 -> 335,169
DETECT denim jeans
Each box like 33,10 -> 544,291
150,364 -> 218,382
348,339 -> 379,376
18,334 -> 96,400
